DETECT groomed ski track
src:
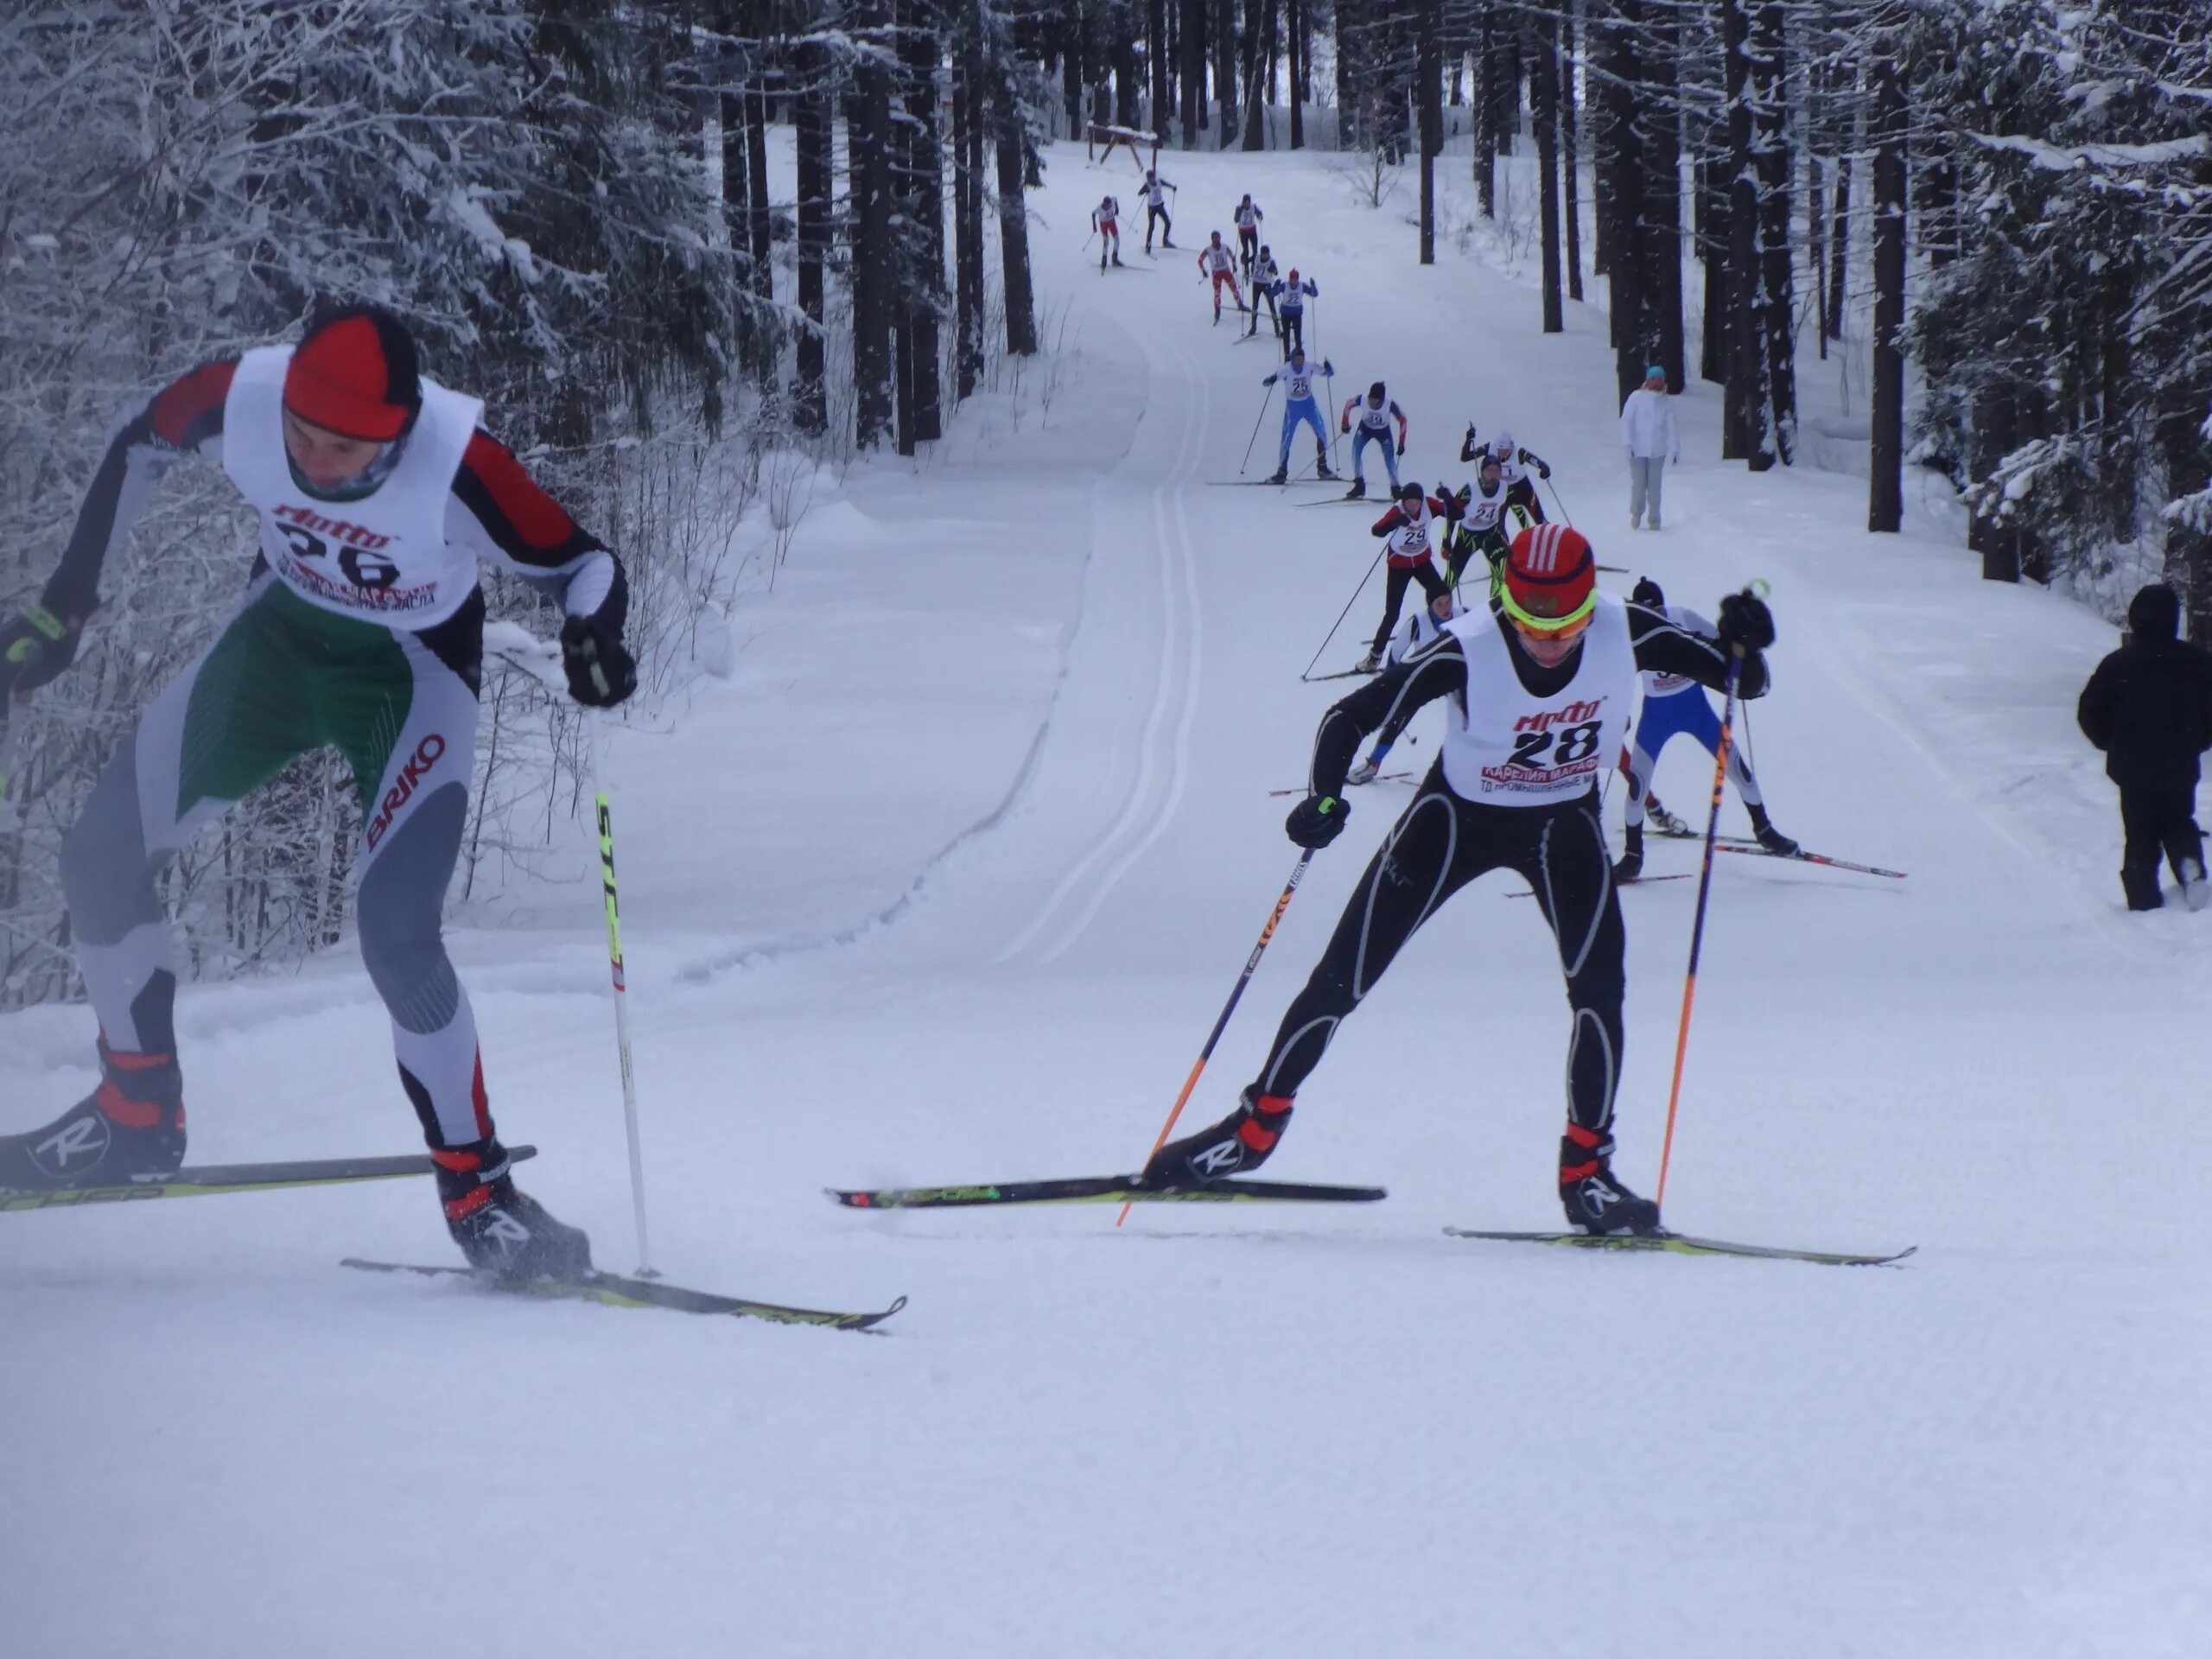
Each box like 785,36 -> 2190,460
3,141 -> 2207,1658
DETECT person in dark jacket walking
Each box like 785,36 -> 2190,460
2077,583 -> 2212,912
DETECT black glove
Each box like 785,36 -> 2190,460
1286,793 -> 1351,849
560,611 -> 639,708
1536,461 -> 1553,480
1716,590 -> 1776,653
1395,438 -> 1406,457
0,605 -> 82,699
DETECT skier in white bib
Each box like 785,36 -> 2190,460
1232,194 -> 1265,276
0,305 -> 634,1280
1145,524 -> 1777,1236
1091,195 -> 1124,270
1356,480 -> 1460,673
1141,169 -> 1177,252
1614,577 -> 1796,880
1346,589 -> 1461,786
1261,347 -> 1336,484
1247,245 -> 1282,340
1441,450 -> 1516,593
1268,268 -> 1319,358
1339,381 -> 1408,498
1198,232 -> 1247,325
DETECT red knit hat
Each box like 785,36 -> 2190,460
283,305 -> 421,442
1501,523 -> 1598,632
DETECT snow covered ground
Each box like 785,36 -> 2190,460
5,141 -> 2209,1658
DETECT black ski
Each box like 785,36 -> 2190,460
1208,478 -> 1336,489
1300,665 -> 1376,683
1444,1228 -> 1915,1268
1713,843 -> 1907,879
1269,771 -> 1413,795
340,1258 -> 906,1332
2,1146 -> 536,1213
1297,494 -> 1374,508
830,1174 -> 1385,1210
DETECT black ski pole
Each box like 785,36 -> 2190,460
1240,383 -> 1277,474
1300,546 -> 1387,681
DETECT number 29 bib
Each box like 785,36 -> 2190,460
1439,596 -> 1636,806
222,346 -> 483,629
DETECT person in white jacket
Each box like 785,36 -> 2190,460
1619,365 -> 1680,530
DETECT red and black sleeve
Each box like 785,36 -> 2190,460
43,359 -> 235,620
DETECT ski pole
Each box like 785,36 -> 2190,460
585,711 -> 656,1278
485,626 -> 654,1275
1239,382 -> 1276,474
1542,474 -> 1574,526
1300,545 -> 1388,681
1118,849 -> 1315,1225
1654,645 -> 1745,1209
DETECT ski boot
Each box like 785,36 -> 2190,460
1345,477 -> 1367,499
1346,759 -> 1381,786
1111,254 -> 1124,268
436,1138 -> 592,1282
1268,465 -> 1289,485
1612,824 -> 1644,884
1315,458 -> 1336,481
1143,1088 -> 1293,1187
1643,797 -> 1689,837
0,1040 -> 186,1190
1354,650 -> 1382,674
1558,1124 -> 1662,1235
1748,805 -> 1799,857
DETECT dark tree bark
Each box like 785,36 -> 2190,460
1217,0 -> 1239,146
1827,153 -> 1851,344
1285,0 -> 1304,147
745,84 -> 774,391
1868,41 -> 1905,534
990,59 -> 1038,356
1561,7 -> 1582,302
1417,0 -> 1440,263
1641,0 -> 1682,393
1751,3 -> 1796,463
1698,157 -> 1728,385
1534,12 -> 1563,334
849,11 -> 895,449
1721,0 -> 1765,465
1601,0 -> 1652,410
1180,0 -> 1203,144
1114,21 -> 1141,125
1475,9 -> 1496,218
1491,20 -> 1518,156
899,1 -> 945,444
1150,0 -> 1170,132
792,48 -> 831,432
954,29 -> 987,401
1062,7 -> 1084,139
1239,0 -> 1268,149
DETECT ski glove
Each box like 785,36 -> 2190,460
560,612 -> 639,708
1716,590 -> 1777,653
0,605 -> 81,698
1286,794 -> 1351,849
1536,461 -> 1553,479
1395,438 -> 1406,457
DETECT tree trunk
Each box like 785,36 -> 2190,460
1062,8 -> 1084,140
1534,12 -> 1563,334
1150,0 -> 1170,131
1240,0 -> 1268,149
1867,43 -> 1905,534
1180,0 -> 1203,144
849,16 -> 895,449
1752,3 -> 1796,464
1286,0 -> 1304,147
1647,0 -> 1682,393
900,2 -> 945,443
1475,9 -> 1496,218
1602,0 -> 1649,410
1827,152 -> 1851,343
1417,0 -> 1439,263
954,29 -> 987,402
1561,7 -> 1582,302
1721,0 -> 1764,465
1217,0 -> 1238,147
1698,156 -> 1728,385
793,48 -> 830,432
991,62 -> 1038,355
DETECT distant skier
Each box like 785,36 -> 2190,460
1619,364 -> 1680,530
1462,426 -> 1553,524
1614,577 -> 1797,880
0,303 -> 635,1279
1270,268 -> 1319,358
1262,347 -> 1336,485
1247,245 -> 1282,340
1340,381 -> 1408,498
1198,232 -> 1246,325
1144,526 -> 1778,1236
2076,582 -> 2212,912
1232,194 -> 1265,276
1091,195 -> 1124,270
1354,480 -> 1459,675
1347,590 -> 1459,785
1142,169 -> 1177,252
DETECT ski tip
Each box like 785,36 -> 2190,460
509,1144 -> 538,1165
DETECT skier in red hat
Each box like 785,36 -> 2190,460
0,302 -> 637,1279
1147,525 -> 1777,1235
